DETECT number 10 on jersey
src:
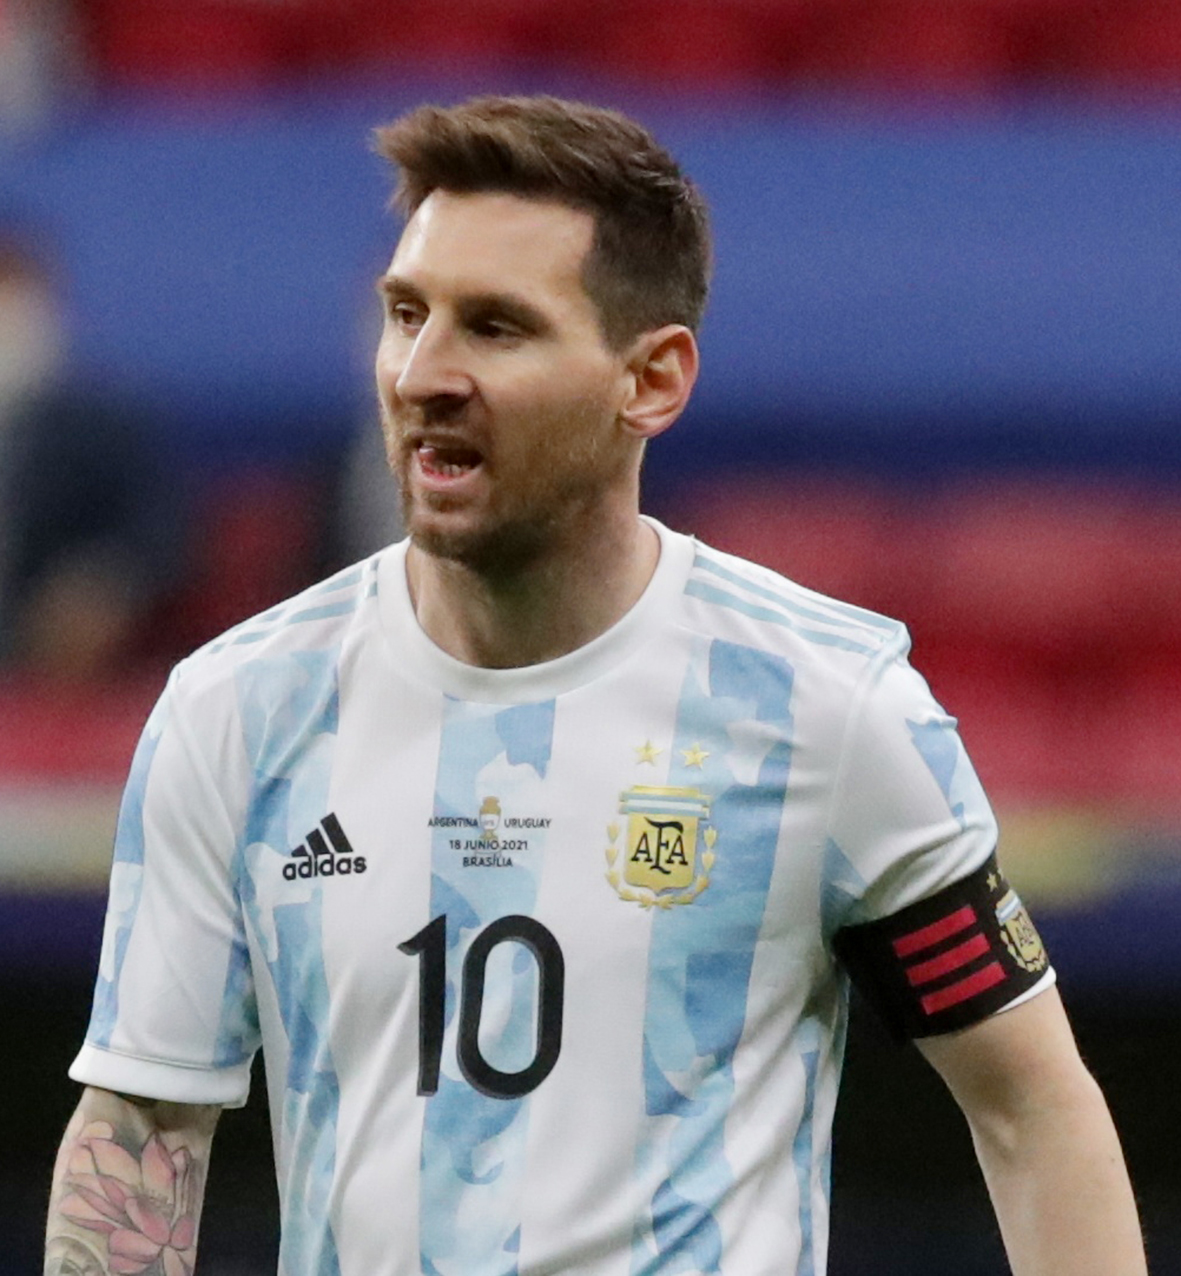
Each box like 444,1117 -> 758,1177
399,914 -> 565,1100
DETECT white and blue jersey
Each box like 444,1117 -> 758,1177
72,518 -> 1030,1275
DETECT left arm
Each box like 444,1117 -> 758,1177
918,987 -> 1146,1276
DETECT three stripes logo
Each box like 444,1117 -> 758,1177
283,813 -> 367,881
892,904 -> 1005,1020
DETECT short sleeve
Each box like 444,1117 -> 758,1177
69,664 -> 260,1106
823,632 -> 999,935
822,632 -> 1055,1037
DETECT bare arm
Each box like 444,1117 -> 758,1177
918,987 -> 1146,1276
45,1085 -> 220,1276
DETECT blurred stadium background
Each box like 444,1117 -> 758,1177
2,1 -> 1180,1271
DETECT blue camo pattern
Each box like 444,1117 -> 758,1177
236,647 -> 344,1276
88,689 -> 169,1047
906,715 -> 992,832
631,637 -> 795,1274
419,697 -> 555,1276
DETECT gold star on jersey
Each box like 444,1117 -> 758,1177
679,742 -> 709,768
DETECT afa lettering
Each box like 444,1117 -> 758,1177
631,818 -> 688,875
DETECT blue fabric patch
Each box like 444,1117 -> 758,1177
907,717 -> 963,816
634,636 -> 795,1273
418,696 -> 555,1275
495,700 -> 555,777
213,932 -> 260,1067
88,693 -> 168,1046
235,646 -> 344,1276
650,1179 -> 723,1275
820,838 -> 871,941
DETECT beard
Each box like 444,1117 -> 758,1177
399,480 -> 559,576
383,398 -> 628,579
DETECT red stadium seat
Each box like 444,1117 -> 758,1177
574,0 -> 802,88
1102,491 -> 1181,653
918,644 -> 1087,801
801,1 -> 1008,92
1086,3 -> 1181,86
0,676 -> 158,781
1103,656 -> 1181,820
909,481 -> 1139,659
992,0 -> 1104,86
90,0 -> 282,88
80,0 -> 1181,94
164,468 -> 325,649
359,0 -> 571,71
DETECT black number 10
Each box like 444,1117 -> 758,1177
399,914 -> 565,1100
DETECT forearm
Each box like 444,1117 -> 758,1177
46,1086 -> 219,1276
966,1067 -> 1146,1276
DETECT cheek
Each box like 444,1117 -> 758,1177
504,360 -> 619,430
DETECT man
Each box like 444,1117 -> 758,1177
0,226 -> 179,681
47,95 -> 1145,1275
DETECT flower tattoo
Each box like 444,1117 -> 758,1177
55,1121 -> 199,1276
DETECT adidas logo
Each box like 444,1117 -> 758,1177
283,813 -> 368,881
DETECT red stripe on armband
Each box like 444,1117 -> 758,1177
891,904 -> 976,957
905,932 -> 991,986
919,961 -> 1006,1014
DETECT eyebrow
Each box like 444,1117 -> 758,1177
376,274 -> 422,302
377,274 -> 554,335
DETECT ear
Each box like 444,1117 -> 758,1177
617,325 -> 699,441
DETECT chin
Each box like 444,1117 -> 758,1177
409,512 -> 553,577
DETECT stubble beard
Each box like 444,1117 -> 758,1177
385,401 -> 626,580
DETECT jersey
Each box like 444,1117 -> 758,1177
70,518 -> 1052,1276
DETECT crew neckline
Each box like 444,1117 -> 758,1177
376,517 -> 693,703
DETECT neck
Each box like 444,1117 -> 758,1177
406,509 -> 660,669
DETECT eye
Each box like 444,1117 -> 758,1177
471,314 -> 523,342
385,298 -> 425,332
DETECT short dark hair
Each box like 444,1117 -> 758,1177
374,95 -> 711,350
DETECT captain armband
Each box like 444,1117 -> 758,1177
832,853 -> 1052,1041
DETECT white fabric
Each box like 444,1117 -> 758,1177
72,519 -> 1022,1276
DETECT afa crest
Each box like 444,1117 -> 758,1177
996,889 -> 1048,974
606,785 -> 717,908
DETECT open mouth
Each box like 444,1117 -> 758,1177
417,443 -> 484,479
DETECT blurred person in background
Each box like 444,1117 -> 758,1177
45,96 -> 1145,1275
0,0 -> 86,137
0,224 -> 180,684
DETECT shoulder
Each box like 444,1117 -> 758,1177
169,552 -> 383,708
676,533 -> 910,676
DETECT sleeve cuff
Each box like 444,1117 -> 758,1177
69,1043 -> 253,1109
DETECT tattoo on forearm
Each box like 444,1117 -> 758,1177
46,1112 -> 205,1276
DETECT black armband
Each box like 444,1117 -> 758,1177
832,853 -> 1051,1041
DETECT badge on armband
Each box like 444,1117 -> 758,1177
832,853 -> 1051,1041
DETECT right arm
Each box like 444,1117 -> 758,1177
45,1085 -> 220,1276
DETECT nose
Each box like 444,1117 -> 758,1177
386,315 -> 472,408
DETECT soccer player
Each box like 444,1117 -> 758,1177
46,96 -> 1145,1276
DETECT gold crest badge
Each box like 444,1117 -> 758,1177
605,785 -> 717,908
996,889 -> 1048,974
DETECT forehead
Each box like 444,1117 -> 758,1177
390,190 -> 596,295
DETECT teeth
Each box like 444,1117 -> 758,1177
417,444 -> 478,478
